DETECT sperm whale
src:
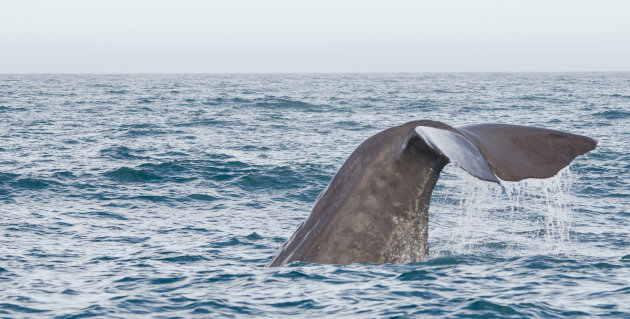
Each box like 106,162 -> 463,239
267,120 -> 597,266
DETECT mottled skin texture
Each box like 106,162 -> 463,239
267,120 -> 597,266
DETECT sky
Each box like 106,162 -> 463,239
1,0 -> 629,73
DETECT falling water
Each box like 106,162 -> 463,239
430,164 -> 576,258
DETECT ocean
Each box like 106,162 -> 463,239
0,73 -> 629,318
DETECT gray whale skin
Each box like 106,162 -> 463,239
267,120 -> 597,267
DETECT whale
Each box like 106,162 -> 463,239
267,120 -> 597,267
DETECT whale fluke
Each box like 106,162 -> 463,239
267,120 -> 597,267
457,124 -> 597,181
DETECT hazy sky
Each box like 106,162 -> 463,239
1,0 -> 629,73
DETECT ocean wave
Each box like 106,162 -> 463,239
0,303 -> 50,315
125,129 -> 173,137
131,195 -> 171,202
269,299 -> 317,309
102,159 -> 253,187
149,276 -> 187,285
52,171 -> 76,179
173,118 -> 232,127
201,97 -> 251,106
237,166 -> 302,189
333,120 -> 368,131
138,161 -> 187,172
68,210 -> 129,220
252,97 -> 328,112
272,270 -> 326,280
159,255 -> 208,264
137,97 -> 156,104
396,269 -> 438,281
245,232 -> 263,241
0,172 -> 19,183
105,167 -> 163,182
106,89 -> 129,94
0,106 -> 27,112
14,178 -> 55,189
100,146 -> 150,159
91,236 -> 150,244
464,299 -> 521,316
593,110 -> 630,119
206,273 -> 254,283
187,193 -> 218,201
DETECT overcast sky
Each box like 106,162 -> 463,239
1,0 -> 629,73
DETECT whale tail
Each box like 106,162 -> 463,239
268,120 -> 597,266
415,123 -> 597,183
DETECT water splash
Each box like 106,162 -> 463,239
430,165 -> 576,258
503,167 -> 575,253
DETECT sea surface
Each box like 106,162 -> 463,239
0,73 -> 629,318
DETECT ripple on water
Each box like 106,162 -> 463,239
272,270 -> 326,280
149,276 -> 187,285
396,269 -> 438,281
100,145 -> 150,160
593,110 -> 630,120
105,167 -> 162,183
238,166 -> 303,190
0,303 -> 50,315
52,171 -> 76,179
465,299 -> 521,317
206,273 -> 254,283
270,299 -> 318,310
253,97 -> 328,112
91,236 -> 150,244
159,255 -> 208,264
0,172 -> 19,183
14,178 -> 53,189
68,210 -> 129,221
186,193 -> 218,201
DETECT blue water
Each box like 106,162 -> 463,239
0,73 -> 629,318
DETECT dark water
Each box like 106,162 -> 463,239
0,73 -> 629,318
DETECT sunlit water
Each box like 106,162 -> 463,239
1,73 -> 629,318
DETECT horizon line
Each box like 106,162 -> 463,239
2,70 -> 629,75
